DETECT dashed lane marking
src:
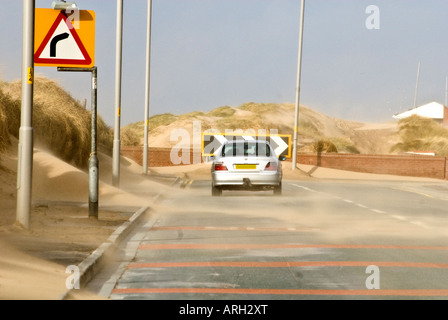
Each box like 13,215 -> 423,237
392,187 -> 435,199
290,184 -> 432,230
410,220 -> 431,229
391,215 -> 408,221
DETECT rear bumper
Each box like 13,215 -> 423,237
212,171 -> 282,189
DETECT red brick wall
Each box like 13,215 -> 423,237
445,158 -> 448,179
121,146 -> 203,167
297,153 -> 447,180
121,147 -> 447,180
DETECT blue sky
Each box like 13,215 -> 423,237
1,0 -> 448,127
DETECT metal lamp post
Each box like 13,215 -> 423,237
16,0 -> 35,229
143,0 -> 152,175
112,0 -> 123,187
292,0 -> 305,171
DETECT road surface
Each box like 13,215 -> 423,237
85,177 -> 448,300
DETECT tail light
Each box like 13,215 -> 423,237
265,162 -> 277,171
214,163 -> 228,171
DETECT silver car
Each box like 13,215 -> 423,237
211,140 -> 286,196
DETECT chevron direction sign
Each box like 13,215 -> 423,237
202,133 -> 291,158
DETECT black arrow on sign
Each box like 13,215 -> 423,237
50,32 -> 69,57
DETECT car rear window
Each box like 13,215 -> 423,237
221,142 -> 271,157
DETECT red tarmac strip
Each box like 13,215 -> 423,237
112,287 -> 448,297
151,226 -> 317,232
127,261 -> 448,269
138,243 -> 448,250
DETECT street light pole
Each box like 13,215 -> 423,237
143,0 -> 152,175
413,61 -> 420,108
445,76 -> 447,107
292,0 -> 305,171
16,0 -> 35,229
112,0 -> 123,186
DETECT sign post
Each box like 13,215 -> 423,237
34,6 -> 97,218
57,67 -> 98,219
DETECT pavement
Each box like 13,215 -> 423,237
56,172 -> 183,300
59,206 -> 149,299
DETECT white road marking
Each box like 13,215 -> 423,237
391,215 -> 407,221
392,187 -> 435,199
290,183 -> 432,230
410,221 -> 430,229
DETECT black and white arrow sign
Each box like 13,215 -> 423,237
269,136 -> 290,157
202,133 -> 291,157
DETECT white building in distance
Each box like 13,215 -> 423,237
393,101 -> 448,126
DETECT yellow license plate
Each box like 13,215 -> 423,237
235,164 -> 257,170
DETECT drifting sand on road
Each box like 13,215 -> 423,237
0,141 -> 172,300
149,158 -> 438,183
0,142 -> 440,299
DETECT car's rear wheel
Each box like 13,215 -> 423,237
212,185 -> 222,196
273,182 -> 282,196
